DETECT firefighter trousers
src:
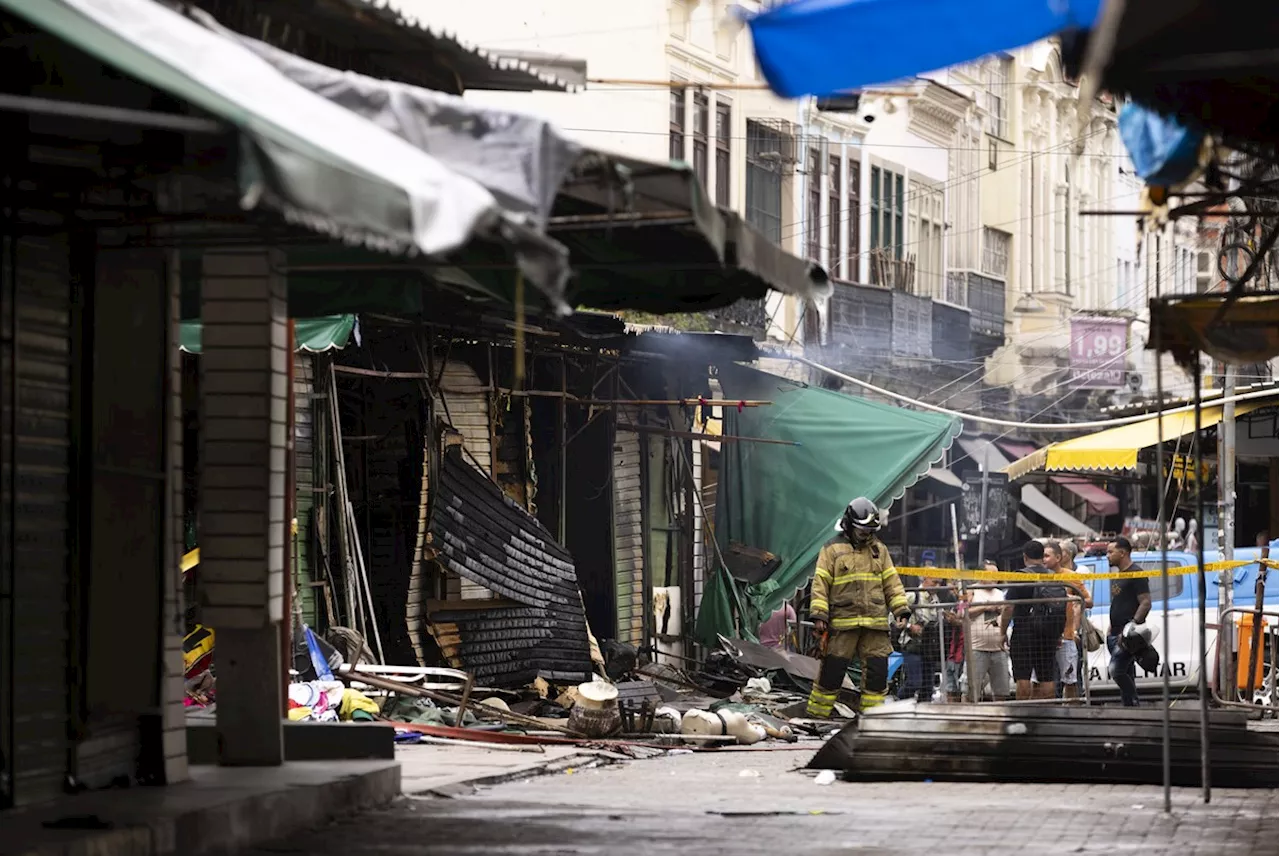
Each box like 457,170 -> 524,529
806,627 -> 893,717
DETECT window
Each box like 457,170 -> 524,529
981,228 -> 1011,279
807,147 -> 823,262
910,179 -> 944,296
692,93 -> 709,188
715,101 -> 731,206
847,159 -> 861,282
1196,250 -> 1213,291
745,120 -> 784,244
985,56 -> 1011,139
988,139 -> 998,171
868,163 -> 905,285
669,88 -> 685,162
1176,246 -> 1195,292
828,155 -> 842,274
1134,563 -> 1186,603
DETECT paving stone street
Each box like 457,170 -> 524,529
241,747 -> 1278,855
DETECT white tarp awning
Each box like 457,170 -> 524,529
2,0 -> 570,309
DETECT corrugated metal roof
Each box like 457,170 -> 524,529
427,446 -> 593,686
333,0 -> 582,93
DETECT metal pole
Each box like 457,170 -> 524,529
1219,362 -> 1237,697
977,460 -> 991,567
1155,345 -> 1172,814
1219,164 -> 1241,698
1193,360 -> 1211,803
954,503 -> 976,703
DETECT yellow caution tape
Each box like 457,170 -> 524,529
181,548 -> 200,573
893,559 -> 1256,583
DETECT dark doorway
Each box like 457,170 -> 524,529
1238,460 -> 1275,546
564,409 -> 615,639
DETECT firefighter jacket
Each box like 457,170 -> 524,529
810,535 -> 910,630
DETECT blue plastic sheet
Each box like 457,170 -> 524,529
746,0 -> 1103,97
304,626 -> 334,681
1117,102 -> 1203,186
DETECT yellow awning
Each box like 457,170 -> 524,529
1004,402 -> 1266,479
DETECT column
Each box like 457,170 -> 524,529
162,251 -> 190,783
199,248 -> 287,766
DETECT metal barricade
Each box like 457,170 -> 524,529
1209,605 -> 1280,713
902,588 -> 1089,705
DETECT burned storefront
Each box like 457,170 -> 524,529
315,310 -> 763,690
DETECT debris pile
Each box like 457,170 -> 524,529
809,700 -> 1280,788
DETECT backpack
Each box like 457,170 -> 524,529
1025,581 -> 1069,637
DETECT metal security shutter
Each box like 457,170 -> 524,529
430,361 -> 492,602
1,234 -> 73,806
612,406 -> 644,646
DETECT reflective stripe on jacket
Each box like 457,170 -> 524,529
809,536 -> 909,630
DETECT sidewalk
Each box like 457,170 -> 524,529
0,761 -> 399,856
395,741 -> 634,797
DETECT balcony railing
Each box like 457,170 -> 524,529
817,280 -> 971,366
946,270 -> 1006,339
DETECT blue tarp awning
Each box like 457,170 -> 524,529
746,0 -> 1103,98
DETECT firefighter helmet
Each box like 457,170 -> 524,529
839,497 -> 882,534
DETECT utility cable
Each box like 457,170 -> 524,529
778,353 -> 1278,432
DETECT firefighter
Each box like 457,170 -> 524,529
806,497 -> 912,717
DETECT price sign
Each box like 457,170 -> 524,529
1069,318 -> 1130,389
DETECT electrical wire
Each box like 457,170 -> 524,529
781,354 -> 1277,432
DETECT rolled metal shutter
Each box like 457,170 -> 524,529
1,234 -> 74,805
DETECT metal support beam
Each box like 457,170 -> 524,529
0,93 -> 225,134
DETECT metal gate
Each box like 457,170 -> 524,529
1,233 -> 75,807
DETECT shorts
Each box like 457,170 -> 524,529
1009,631 -> 1057,683
1056,638 -> 1079,685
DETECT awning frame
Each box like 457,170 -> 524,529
1003,402 -> 1266,479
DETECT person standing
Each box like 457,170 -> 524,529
895,580 -> 938,701
806,497 -> 911,717
1106,536 -> 1152,707
1044,540 -> 1093,699
1001,541 -> 1068,700
965,564 -> 1011,701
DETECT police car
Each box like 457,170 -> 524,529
1076,541 -> 1278,706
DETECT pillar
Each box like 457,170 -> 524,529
162,251 -> 190,782
199,248 -> 287,766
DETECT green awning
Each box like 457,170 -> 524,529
695,364 -> 962,646
179,315 -> 356,354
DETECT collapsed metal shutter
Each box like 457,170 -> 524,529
1,234 -> 73,805
430,361 -> 492,601
611,406 -> 644,646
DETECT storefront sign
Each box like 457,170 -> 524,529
1069,318 -> 1129,388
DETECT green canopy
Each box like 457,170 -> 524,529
695,364 -> 962,646
180,315 -> 356,354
